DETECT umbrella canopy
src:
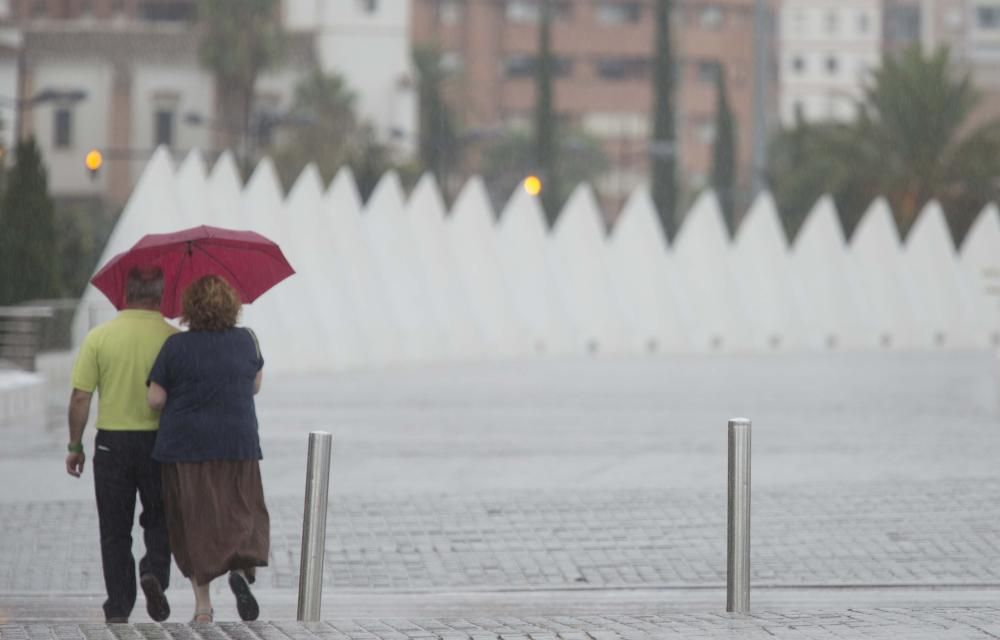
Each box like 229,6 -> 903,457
91,225 -> 295,318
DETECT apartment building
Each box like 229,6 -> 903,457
778,0 -> 883,127
412,0 -> 770,212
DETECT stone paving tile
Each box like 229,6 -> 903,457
4,608 -> 1000,639
2,480 -> 999,593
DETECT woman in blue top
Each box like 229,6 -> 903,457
147,275 -> 268,623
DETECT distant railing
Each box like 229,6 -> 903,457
0,299 -> 81,371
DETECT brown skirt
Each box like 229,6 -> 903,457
161,459 -> 270,586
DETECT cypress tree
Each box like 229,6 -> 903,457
712,67 -> 737,236
0,138 -> 59,304
650,0 -> 677,241
535,0 -> 560,225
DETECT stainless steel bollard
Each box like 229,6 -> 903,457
297,431 -> 333,621
726,418 -> 751,613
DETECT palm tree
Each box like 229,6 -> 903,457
768,46 -> 1000,244
413,47 -> 460,197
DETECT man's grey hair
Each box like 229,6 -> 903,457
125,266 -> 164,305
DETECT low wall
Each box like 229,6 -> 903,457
0,369 -> 46,430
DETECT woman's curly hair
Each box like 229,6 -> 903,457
181,275 -> 241,331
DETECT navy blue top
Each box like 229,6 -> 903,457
148,327 -> 264,463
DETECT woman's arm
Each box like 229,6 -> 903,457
147,381 -> 168,410
253,370 -> 263,395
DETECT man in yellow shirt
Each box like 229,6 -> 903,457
66,267 -> 177,623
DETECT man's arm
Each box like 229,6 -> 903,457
66,388 -> 92,477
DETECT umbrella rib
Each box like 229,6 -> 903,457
191,243 -> 252,294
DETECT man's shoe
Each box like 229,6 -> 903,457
140,573 -> 171,622
228,571 -> 259,621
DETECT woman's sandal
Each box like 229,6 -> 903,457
192,608 -> 214,623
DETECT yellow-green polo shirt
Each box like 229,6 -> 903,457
71,309 -> 178,431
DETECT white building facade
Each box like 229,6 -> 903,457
778,0 -> 883,126
283,0 -> 416,155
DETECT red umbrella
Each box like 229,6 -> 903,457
91,225 -> 295,318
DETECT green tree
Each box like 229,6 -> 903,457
197,0 -> 285,172
650,0 -> 677,241
481,128 -> 608,212
0,138 -> 60,304
349,125 -> 395,203
711,67 -> 737,236
414,46 -> 460,196
271,68 -> 358,189
768,46 -> 1000,244
535,0 -> 560,224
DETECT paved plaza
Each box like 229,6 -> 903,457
1,351 -> 999,636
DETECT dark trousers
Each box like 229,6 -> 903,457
93,429 -> 171,621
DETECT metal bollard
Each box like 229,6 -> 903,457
297,431 -> 333,621
726,418 -> 751,613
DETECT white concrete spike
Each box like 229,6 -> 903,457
732,190 -> 804,350
960,203 -> 1000,348
73,147 -> 180,345
497,185 -> 574,356
324,167 -> 401,366
790,196 -> 871,350
362,171 -> 442,363
904,200 -> 981,348
408,173 -> 484,361
207,151 -> 243,228
549,183 -> 625,355
672,190 -> 749,351
607,187 -> 691,353
241,157 -> 285,238
175,149 -> 210,228
850,198 -> 922,349
448,176 -> 525,358
280,163 -> 366,371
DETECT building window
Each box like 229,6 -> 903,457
826,55 -> 839,75
792,55 -> 805,73
54,108 -> 72,149
700,5 -> 723,29
140,1 -> 196,21
793,101 -> 805,123
358,0 -> 377,14
154,109 -> 174,147
506,55 -> 573,78
976,5 -> 1000,29
595,57 -> 648,80
440,51 -> 463,72
697,59 -> 721,84
504,0 -> 571,23
825,10 -> 838,33
858,11 -> 869,34
31,0 -> 46,17
595,1 -> 641,25
436,0 -> 461,24
505,54 -> 535,77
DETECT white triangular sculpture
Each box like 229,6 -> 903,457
672,190 -> 748,350
207,151 -> 243,228
362,172 -> 442,362
960,204 -> 1000,347
549,184 -> 625,354
280,165 -> 365,371
407,174 -> 484,360
72,147 -> 180,345
849,199 -> 921,349
497,187 -> 573,355
732,191 -> 803,350
174,150 -> 210,228
904,201 -> 980,348
607,188 -> 690,353
790,196 -> 870,349
448,177 -> 525,358
325,168 -> 401,366
237,158 -> 299,372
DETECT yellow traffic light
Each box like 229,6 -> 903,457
523,175 -> 542,196
85,149 -> 103,174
